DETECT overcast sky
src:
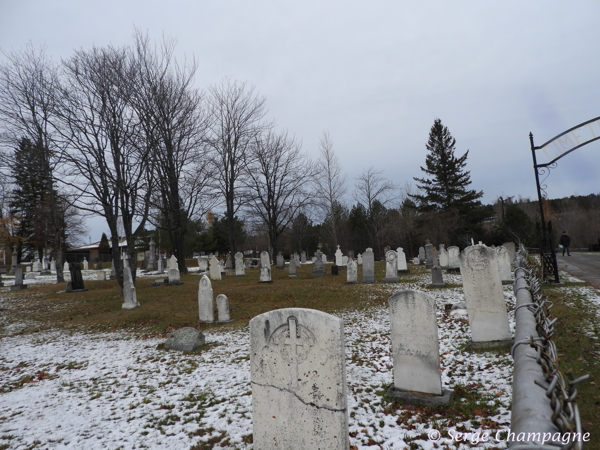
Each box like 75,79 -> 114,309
2,1 -> 599,243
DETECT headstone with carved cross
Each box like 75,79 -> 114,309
250,308 -> 349,449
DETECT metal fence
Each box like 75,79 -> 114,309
510,246 -> 590,449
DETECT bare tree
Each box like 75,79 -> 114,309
52,44 -> 154,287
353,167 -> 397,256
244,130 -> 316,257
313,131 -> 347,246
0,45 -> 68,282
206,79 -> 269,254
132,33 -> 215,272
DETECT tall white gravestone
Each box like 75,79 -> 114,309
234,252 -> 245,276
387,290 -> 451,403
496,246 -> 513,284
209,256 -> 222,281
438,246 -> 449,269
396,247 -> 408,273
260,251 -> 272,283
335,245 -> 343,266
346,259 -> 357,284
167,255 -> 181,285
362,248 -> 375,283
459,245 -> 511,344
83,258 -> 89,271
383,250 -> 400,283
250,308 -> 349,449
121,266 -> 139,309
198,275 -> 214,322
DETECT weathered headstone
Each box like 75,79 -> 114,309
412,257 -> 419,265
321,253 -> 327,264
209,256 -> 222,281
121,266 -> 139,309
362,248 -> 375,283
97,271 -> 106,281
25,272 -> 37,280
341,255 -> 348,266
197,257 -> 208,272
147,239 -> 157,271
157,257 -> 164,274
225,253 -> 233,269
357,253 -> 362,265
384,250 -> 400,283
313,251 -> 325,277
50,260 -> 56,272
26,265 -> 31,272
335,245 -> 343,266
447,246 -> 460,269
164,327 -> 205,352
168,255 -> 178,270
10,268 -> 28,290
503,242 -> 516,264
63,261 -> 69,273
42,257 -> 49,271
396,247 -> 408,273
168,265 -> 181,285
198,275 -> 214,322
387,290 -> 451,403
235,252 -> 246,276
431,266 -> 445,288
425,243 -> 434,268
496,246 -> 513,284
288,258 -> 297,277
418,247 -> 426,264
438,245 -> 449,269
260,251 -> 272,282
301,251 -> 306,264
216,294 -> 232,322
250,308 -> 349,449
276,252 -> 284,269
260,251 -> 271,268
459,245 -> 511,344
33,259 -> 41,272
346,259 -> 357,284
82,258 -> 88,271
295,253 -> 300,266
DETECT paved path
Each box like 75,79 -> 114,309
556,252 -> 600,288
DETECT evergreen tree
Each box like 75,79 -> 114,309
411,119 -> 483,213
410,119 -> 486,244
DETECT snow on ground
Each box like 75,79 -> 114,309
0,269 -> 518,450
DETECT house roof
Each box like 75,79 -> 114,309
68,237 -> 128,251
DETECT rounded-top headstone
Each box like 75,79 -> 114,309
164,327 -> 205,352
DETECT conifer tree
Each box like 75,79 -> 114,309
411,119 -> 483,213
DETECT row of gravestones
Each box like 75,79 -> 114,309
248,265 -> 511,449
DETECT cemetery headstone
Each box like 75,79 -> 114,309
33,259 -> 40,272
250,308 -> 349,449
209,256 -> 222,281
357,253 -> 363,265
396,247 -> 408,273
157,257 -> 164,274
342,255 -> 348,266
198,275 -> 214,322
496,246 -> 513,284
68,262 -> 87,292
260,251 -> 271,268
288,258 -> 297,277
301,251 -> 306,264
347,250 -> 355,260
147,239 -> 157,271
42,257 -> 49,271
26,266 -> 31,272
97,271 -> 106,281
10,268 -> 28,290
335,245 -> 343,266
425,243 -> 434,268
447,246 -> 460,269
346,259 -> 357,284
276,252 -> 284,269
321,253 -> 327,264
235,252 -> 246,276
387,290 -> 451,403
459,245 -> 511,344
260,251 -> 272,283
164,327 -> 205,352
168,255 -> 178,270
384,250 -> 400,283
51,260 -> 56,272
9,247 -> 17,274
313,251 -> 325,277
25,272 -> 37,279
63,261 -> 70,273
331,265 -> 339,276
294,253 -> 300,266
362,248 -> 375,283
431,266 -> 445,288
197,257 -> 208,272
216,294 -> 232,322
418,246 -> 426,264
438,246 -> 449,269
121,265 -> 139,309
503,242 -> 516,263
82,258 -> 88,271
168,265 -> 181,285
225,253 -> 233,269
412,257 -> 419,265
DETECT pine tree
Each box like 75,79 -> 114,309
411,119 -> 483,213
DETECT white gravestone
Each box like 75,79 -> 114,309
459,245 -> 511,343
396,247 -> 408,273
51,260 -> 56,272
235,252 -> 245,276
447,246 -> 460,269
362,248 -> 375,283
198,275 -> 214,323
335,245 -> 343,266
33,259 -> 40,272
438,246 -> 449,269
168,255 -> 178,270
121,266 -> 139,309
384,250 -> 400,283
260,251 -> 272,282
295,253 -> 300,266
225,253 -> 233,269
346,259 -> 357,284
341,255 -> 348,266
216,294 -> 232,322
412,257 -> 419,265
357,253 -> 362,265
321,253 -> 327,264
157,258 -> 164,274
168,266 -> 181,284
260,251 -> 271,268
209,256 -> 222,281
83,258 -> 88,271
97,271 -> 106,281
388,290 -> 450,400
503,242 -> 516,263
288,258 -> 297,277
301,251 -> 306,264
63,261 -> 69,273
496,246 -> 513,284
250,308 -> 349,450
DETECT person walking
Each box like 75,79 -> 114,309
559,231 -> 571,256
